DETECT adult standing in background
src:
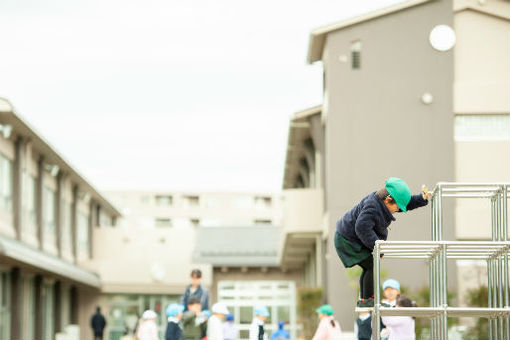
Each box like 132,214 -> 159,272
91,306 -> 107,340
181,269 -> 210,311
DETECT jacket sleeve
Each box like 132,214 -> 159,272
202,288 -> 210,310
406,194 -> 428,211
354,203 -> 380,250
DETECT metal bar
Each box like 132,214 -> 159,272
373,242 -> 381,340
503,185 -> 509,340
442,244 -> 448,340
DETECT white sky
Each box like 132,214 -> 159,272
0,0 -> 404,193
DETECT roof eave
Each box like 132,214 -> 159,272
0,98 -> 122,218
307,0 -> 433,64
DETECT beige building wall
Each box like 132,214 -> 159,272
453,2 -> 510,314
454,7 -> 510,114
88,226 -> 212,294
107,191 -> 282,228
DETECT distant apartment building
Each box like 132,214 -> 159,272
0,98 -> 121,340
283,0 -> 510,331
99,190 -> 324,340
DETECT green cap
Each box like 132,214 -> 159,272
316,304 -> 334,316
385,177 -> 411,212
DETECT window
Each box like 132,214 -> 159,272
99,210 -> 112,227
0,155 -> 12,212
351,40 -> 361,69
455,114 -> 510,140
183,195 -> 200,207
190,219 -> 200,227
62,201 -> 73,253
77,212 -> 89,259
254,219 -> 272,226
155,218 -> 172,227
254,196 -> 272,209
42,283 -> 54,340
218,281 -> 297,340
43,187 -> 56,246
0,271 -> 10,339
155,195 -> 172,206
22,173 -> 37,235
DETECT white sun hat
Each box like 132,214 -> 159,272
142,310 -> 158,320
212,302 -> 230,315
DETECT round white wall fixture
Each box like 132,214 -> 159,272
422,93 -> 434,104
429,25 -> 456,51
151,264 -> 166,282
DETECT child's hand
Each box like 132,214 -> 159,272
422,185 -> 432,200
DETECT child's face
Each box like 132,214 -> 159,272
188,303 -> 202,314
383,287 -> 400,301
384,198 -> 400,213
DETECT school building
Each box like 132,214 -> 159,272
100,189 -> 324,340
283,0 -> 510,331
0,98 -> 121,340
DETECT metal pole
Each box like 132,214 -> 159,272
490,258 -> 494,340
442,244 -> 448,340
374,242 -> 381,340
438,186 -> 443,241
503,185 -> 509,340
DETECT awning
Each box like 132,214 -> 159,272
0,234 -> 101,288
193,226 -> 281,267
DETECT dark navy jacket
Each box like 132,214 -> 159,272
336,192 -> 428,250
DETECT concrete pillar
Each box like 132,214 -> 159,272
34,275 -> 44,340
55,173 -> 64,257
13,138 -> 24,241
315,235 -> 323,287
10,268 -> 22,340
54,281 -> 62,333
36,157 -> 44,249
71,185 -> 78,263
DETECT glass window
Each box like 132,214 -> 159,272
62,201 -> 73,253
0,154 -> 12,213
0,272 -> 11,339
43,187 -> 56,246
190,219 -> 200,227
99,210 -> 112,227
42,283 -> 54,340
351,40 -> 361,69
254,196 -> 272,209
25,277 -> 36,340
254,219 -> 272,226
233,196 -> 252,209
155,195 -> 172,206
239,306 -> 253,324
155,218 -> 172,227
455,114 -> 510,140
22,173 -> 37,235
183,195 -> 200,207
77,212 -> 89,259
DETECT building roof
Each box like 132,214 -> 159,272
0,98 -> 121,217
454,0 -> 510,21
283,106 -> 321,189
0,233 -> 101,288
307,0 -> 433,63
193,226 -> 281,266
